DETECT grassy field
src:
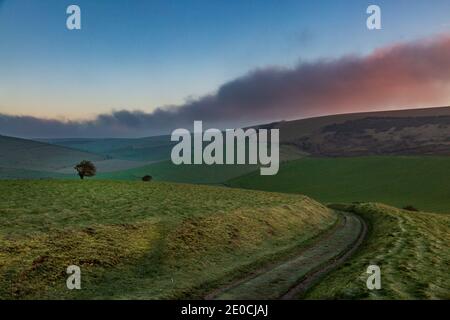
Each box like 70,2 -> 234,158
0,161 -> 258,185
92,143 -> 305,184
96,160 -> 259,185
0,180 -> 336,299
305,203 -> 450,299
228,156 -> 450,213
55,159 -> 148,174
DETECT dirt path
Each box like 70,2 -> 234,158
206,211 -> 367,300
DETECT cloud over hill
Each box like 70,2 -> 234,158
2,34 -> 450,138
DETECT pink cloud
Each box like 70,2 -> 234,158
2,34 -> 450,137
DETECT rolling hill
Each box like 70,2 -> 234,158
1,107 -> 450,300
42,106 -> 450,162
40,135 -> 177,162
258,106 -> 450,156
0,133 -> 263,183
228,156 -> 450,213
1,180 -> 448,299
305,203 -> 450,299
0,135 -> 106,172
0,180 -> 336,299
37,136 -> 304,183
40,107 -> 450,162
0,135 -> 154,178
2,106 -> 450,184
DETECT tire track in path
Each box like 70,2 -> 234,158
207,212 -> 367,300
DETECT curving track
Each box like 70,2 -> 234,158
207,211 -> 367,300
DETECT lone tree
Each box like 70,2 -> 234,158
74,160 -> 96,180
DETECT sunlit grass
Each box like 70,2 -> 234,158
0,180 -> 336,299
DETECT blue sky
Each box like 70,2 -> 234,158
1,0 -> 450,121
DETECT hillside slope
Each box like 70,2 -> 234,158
40,135 -> 176,162
305,203 -> 450,299
258,106 -> 450,156
0,135 -> 105,172
43,106 -> 450,161
0,180 -> 336,299
228,156 -> 450,213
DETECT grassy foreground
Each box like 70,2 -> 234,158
305,203 -> 450,299
0,180 -> 336,299
228,156 -> 450,213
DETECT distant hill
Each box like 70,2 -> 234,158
40,134 -> 303,183
3,106 -> 449,180
40,135 -> 177,162
41,106 -> 450,161
0,135 -> 106,173
258,106 -> 450,156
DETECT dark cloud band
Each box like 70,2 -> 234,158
2,34 -> 450,138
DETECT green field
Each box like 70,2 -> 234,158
305,203 -> 450,299
228,156 -> 450,213
0,159 -> 259,185
96,160 -> 259,185
0,180 -> 336,299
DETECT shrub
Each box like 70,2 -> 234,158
142,175 -> 153,182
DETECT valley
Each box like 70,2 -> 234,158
0,107 -> 449,299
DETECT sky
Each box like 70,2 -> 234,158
1,0 -> 450,137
